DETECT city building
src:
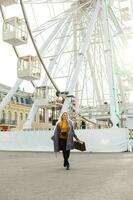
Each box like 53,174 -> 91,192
0,83 -> 61,131
0,83 -> 33,131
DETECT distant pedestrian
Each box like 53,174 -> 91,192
52,111 -> 80,170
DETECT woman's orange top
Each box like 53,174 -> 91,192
59,120 -> 69,139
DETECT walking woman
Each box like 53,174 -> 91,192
53,112 -> 80,170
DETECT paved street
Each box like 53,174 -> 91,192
0,151 -> 133,200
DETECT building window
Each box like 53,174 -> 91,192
21,97 -> 24,104
8,111 -> 11,123
25,97 -> 33,105
0,94 -> 2,101
25,113 -> 28,120
2,110 -> 5,120
34,115 -> 36,122
15,112 -> 17,122
25,98 -> 29,104
16,96 -> 19,103
20,113 -> 23,120
1,110 -> 5,123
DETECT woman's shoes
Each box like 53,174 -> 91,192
63,160 -> 70,170
63,161 -> 67,167
66,163 -> 70,170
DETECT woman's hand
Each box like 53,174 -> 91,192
51,135 -> 54,141
75,136 -> 81,143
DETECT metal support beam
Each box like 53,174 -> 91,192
23,103 -> 38,130
102,0 -> 120,127
87,51 -> 102,105
61,0 -> 101,112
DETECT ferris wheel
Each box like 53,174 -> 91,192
0,0 -> 133,129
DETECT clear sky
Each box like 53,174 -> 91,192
0,19 -> 17,85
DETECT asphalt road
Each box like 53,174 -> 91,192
0,151 -> 132,200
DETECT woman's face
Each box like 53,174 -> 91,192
62,112 -> 68,120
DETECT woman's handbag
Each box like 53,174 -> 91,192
74,140 -> 86,151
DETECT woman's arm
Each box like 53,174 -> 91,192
74,133 -> 80,142
51,122 -> 59,141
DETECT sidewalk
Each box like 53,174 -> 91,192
0,151 -> 132,200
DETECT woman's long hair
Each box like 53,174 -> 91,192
58,112 -> 69,122
58,112 -> 69,131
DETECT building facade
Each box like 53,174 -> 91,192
0,83 -> 60,131
0,83 -> 33,131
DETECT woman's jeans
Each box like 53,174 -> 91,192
59,138 -> 70,164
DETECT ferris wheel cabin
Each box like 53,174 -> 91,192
17,55 -> 41,81
0,0 -> 17,6
3,17 -> 28,46
33,86 -> 55,107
